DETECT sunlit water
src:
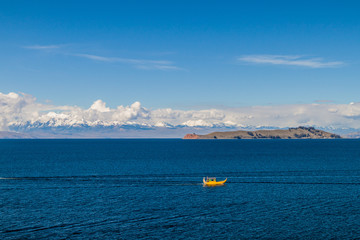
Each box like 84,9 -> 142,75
1,139 -> 360,239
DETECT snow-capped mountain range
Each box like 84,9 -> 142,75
1,92 -> 360,138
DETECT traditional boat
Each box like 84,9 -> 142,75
203,177 -> 227,186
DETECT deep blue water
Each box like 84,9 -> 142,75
1,139 -> 360,239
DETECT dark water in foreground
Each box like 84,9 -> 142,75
1,139 -> 360,239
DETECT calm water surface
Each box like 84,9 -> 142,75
1,139 -> 360,239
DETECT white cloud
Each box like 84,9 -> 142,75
1,92 -> 360,132
23,44 -> 182,71
90,100 -> 110,112
74,53 -> 181,70
24,45 -> 61,50
238,55 -> 343,68
74,54 -> 113,62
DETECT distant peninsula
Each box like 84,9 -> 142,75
183,127 -> 342,139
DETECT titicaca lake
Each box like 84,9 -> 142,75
1,139 -> 360,239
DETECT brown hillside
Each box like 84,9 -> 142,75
183,127 -> 341,139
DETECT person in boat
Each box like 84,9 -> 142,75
206,177 -> 216,182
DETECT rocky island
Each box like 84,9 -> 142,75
183,127 -> 341,139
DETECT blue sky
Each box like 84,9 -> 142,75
1,0 -> 360,110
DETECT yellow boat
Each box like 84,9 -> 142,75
203,177 -> 227,186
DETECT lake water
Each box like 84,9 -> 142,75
1,139 -> 360,239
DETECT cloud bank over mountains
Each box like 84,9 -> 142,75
1,92 -> 360,137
